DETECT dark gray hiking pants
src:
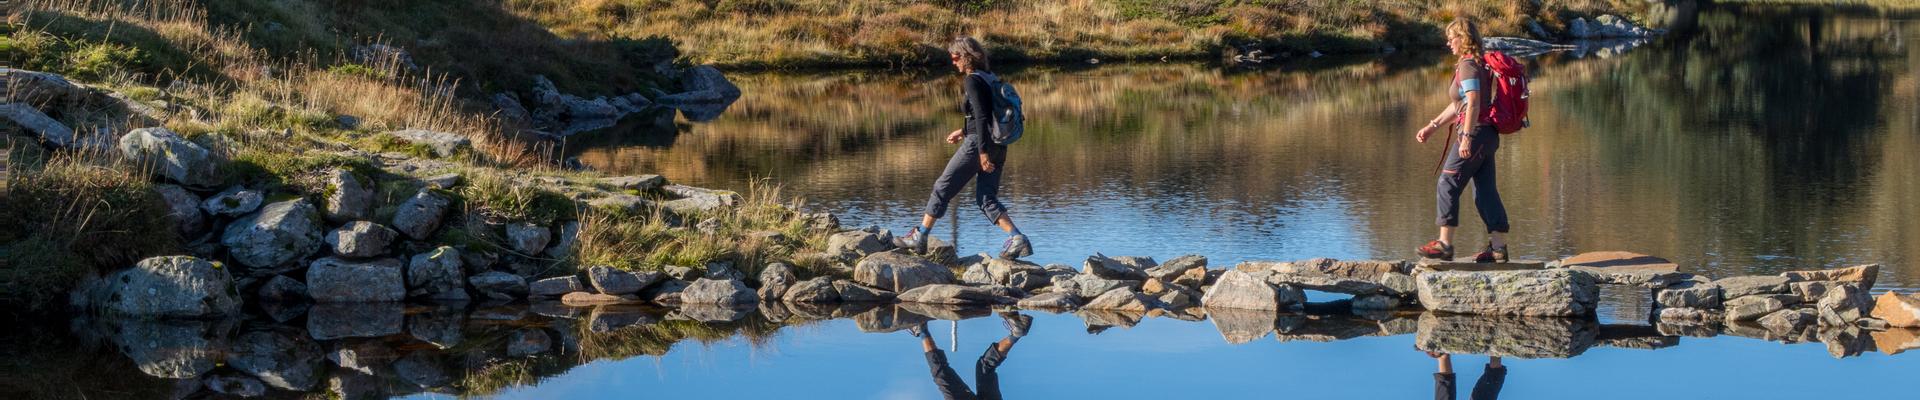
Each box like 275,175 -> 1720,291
925,136 -> 1008,222
925,344 -> 1009,400
1436,126 -> 1509,233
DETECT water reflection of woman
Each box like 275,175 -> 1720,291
899,36 -> 1033,260
1427,351 -> 1507,400
1415,17 -> 1511,263
910,311 -> 1033,400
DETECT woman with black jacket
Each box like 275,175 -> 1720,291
901,36 -> 1032,260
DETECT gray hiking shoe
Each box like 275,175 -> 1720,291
906,322 -> 930,338
1000,234 -> 1033,259
900,226 -> 929,254
1000,312 -> 1032,338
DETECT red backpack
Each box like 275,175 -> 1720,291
1480,52 -> 1530,134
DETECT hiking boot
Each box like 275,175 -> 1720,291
1000,234 -> 1033,259
900,226 -> 928,254
1000,311 -> 1032,338
906,322 -> 930,338
1473,244 -> 1510,263
1416,240 -> 1454,260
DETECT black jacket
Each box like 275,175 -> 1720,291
962,72 -> 1009,163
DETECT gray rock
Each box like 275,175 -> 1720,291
1781,264 -> 1880,292
0,103 -> 77,148
306,257 -> 404,302
602,174 -> 666,192
1759,308 -> 1817,333
1817,283 -> 1872,327
758,262 -> 798,300
119,127 -> 219,186
201,186 -> 264,217
1006,270 -> 1048,292
897,284 -> 1019,305
392,189 -> 450,240
1352,294 -> 1403,311
1656,281 -> 1722,309
961,264 -> 992,285
307,302 -> 403,340
1084,288 -> 1154,312
985,258 -> 1046,283
405,246 -> 466,300
642,279 -> 691,304
1056,273 -> 1138,300
704,261 -> 748,281
1658,307 -> 1724,322
1726,294 -> 1793,321
586,266 -> 652,295
784,277 -> 841,303
153,184 -> 207,237
1085,253 -> 1151,280
1415,313 -> 1598,359
1416,269 -> 1598,317
1715,275 -> 1791,299
1569,17 -> 1593,38
1202,270 -> 1304,311
1267,271 -> 1399,296
258,275 -> 309,302
221,200 -> 325,270
681,278 -> 758,306
392,353 -> 450,388
663,265 -> 701,281
1790,281 -> 1837,302
468,271 -> 528,301
1145,254 -> 1206,280
546,220 -> 581,259
322,168 -> 374,223
421,173 -> 461,189
507,329 -> 552,357
529,276 -> 583,298
833,280 -> 896,303
853,251 -> 956,292
657,65 -> 742,121
230,329 -> 324,390
387,129 -> 471,157
1017,292 -> 1080,309
827,230 -> 890,259
205,373 -> 268,397
505,223 -> 552,255
325,221 -> 396,258
560,292 -> 638,306
91,256 -> 239,317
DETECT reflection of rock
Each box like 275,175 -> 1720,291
308,302 -> 403,340
1417,269 -> 1597,317
1415,313 -> 1598,359
204,373 -> 267,397
230,328 -> 324,391
589,305 -> 662,332
656,65 -> 743,122
393,352 -> 451,389
407,306 -> 466,349
507,329 -> 552,357
1078,309 -> 1145,330
1872,292 -> 1920,328
328,340 -> 397,375
1820,327 -> 1874,359
1274,316 -> 1389,343
1594,324 -> 1679,350
1209,308 -> 1278,344
1017,291 -> 1080,310
676,303 -> 752,323
1871,328 -> 1920,355
897,303 -> 993,321
105,318 -> 230,379
855,305 -> 934,333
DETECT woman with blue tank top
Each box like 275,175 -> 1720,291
1415,18 -> 1510,263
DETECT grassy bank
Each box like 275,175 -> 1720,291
513,0 -> 1648,68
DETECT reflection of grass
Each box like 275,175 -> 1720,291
575,312 -> 798,361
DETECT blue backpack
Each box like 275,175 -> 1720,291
970,72 -> 1025,145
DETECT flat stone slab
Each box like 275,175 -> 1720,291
1413,259 -> 1549,274
1559,251 -> 1679,272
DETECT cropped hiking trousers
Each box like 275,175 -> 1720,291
1436,126 -> 1510,233
924,134 -> 1009,222
925,343 -> 1010,400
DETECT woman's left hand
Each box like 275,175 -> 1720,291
979,154 -> 996,173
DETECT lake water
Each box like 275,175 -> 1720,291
9,4 -> 1920,400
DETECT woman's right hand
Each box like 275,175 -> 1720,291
946,129 -> 965,144
1416,124 -> 1436,143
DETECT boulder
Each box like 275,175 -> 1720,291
1416,269 -> 1598,317
1202,270 -> 1304,311
1781,264 -> 1880,292
601,174 -> 666,192
118,127 -> 220,186
221,200 -> 325,270
405,246 -> 466,300
1714,275 -> 1791,299
586,266 -> 653,295
321,168 -> 373,223
0,102 -> 77,148
961,264 -> 992,285
757,262 -> 798,300
306,257 -> 405,302
1006,270 -> 1049,292
642,279 -> 691,304
229,329 -> 324,390
1758,309 -> 1816,333
387,129 -> 471,157
1817,283 -> 1873,326
325,221 -> 396,258
1655,281 -> 1722,309
1791,281 -> 1838,302
1725,294 -> 1792,321
1085,253 -> 1151,280
897,284 -> 1018,305
656,65 -> 742,121
528,276 -> 583,298
681,278 -> 758,306
91,256 -> 239,317
257,275 -> 309,302
391,189 -> 450,240
1144,254 -> 1207,280
985,258 -> 1046,284
505,223 -> 552,255
1873,292 -> 1920,328
833,280 -> 896,303
1083,288 -> 1154,312
1056,273 -> 1138,300
784,277 -> 841,303
201,186 -> 264,217
826,230 -> 889,259
853,251 -> 956,292
1415,314 -> 1598,359
1017,292 -> 1080,310
468,272 -> 528,301
153,184 -> 207,237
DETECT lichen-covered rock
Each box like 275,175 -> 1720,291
321,168 -> 374,223
406,246 -> 466,300
1656,281 -> 1722,309
201,186 -> 264,217
388,129 -> 471,157
529,276 -> 582,298
757,262 -> 798,300
221,200 -> 325,271
1714,275 -> 1791,299
681,278 -> 758,306
704,261 -> 748,281
1782,264 -> 1880,292
391,189 -> 450,240
833,280 -> 896,303
1202,270 -> 1304,311
853,251 -> 956,293
468,271 -> 528,301
1056,273 -> 1138,300
961,264 -> 992,285
325,221 -> 396,258
784,277 -> 841,303
91,256 -> 239,317
154,184 -> 206,237
1084,288 -> 1154,312
118,127 -> 220,186
1415,269 -> 1598,317
306,256 -> 404,302
505,223 -> 552,255
897,284 -> 1019,305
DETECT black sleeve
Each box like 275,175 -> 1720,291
964,75 -> 996,154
